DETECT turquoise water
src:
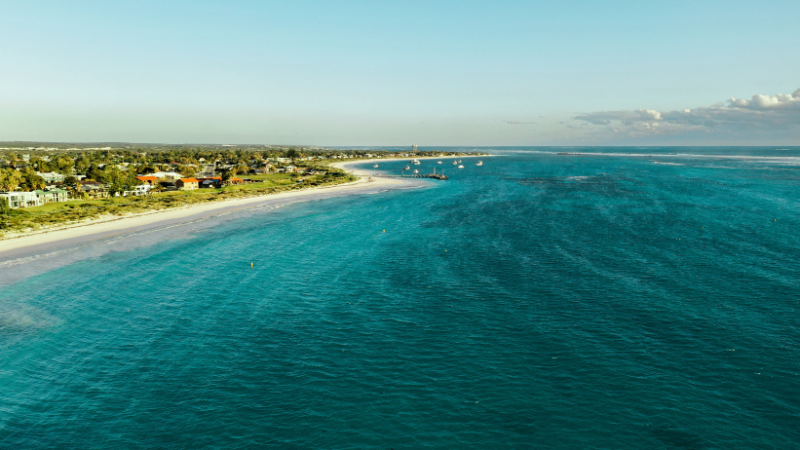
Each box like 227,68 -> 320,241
2,148 -> 799,449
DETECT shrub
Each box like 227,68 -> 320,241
0,197 -> 11,215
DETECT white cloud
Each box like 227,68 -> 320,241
574,88 -> 800,139
730,90 -> 800,109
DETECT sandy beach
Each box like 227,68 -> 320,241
0,155 -> 487,257
0,160 -> 404,256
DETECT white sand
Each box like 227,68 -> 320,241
0,154 -> 486,255
0,165 -> 402,254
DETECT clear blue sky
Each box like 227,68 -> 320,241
2,0 -> 799,145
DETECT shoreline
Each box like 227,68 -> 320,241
0,162 -> 402,256
0,154 -> 487,257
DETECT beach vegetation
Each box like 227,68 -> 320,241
0,170 -> 356,236
0,198 -> 11,215
0,143 -> 484,237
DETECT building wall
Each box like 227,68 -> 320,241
0,192 -> 43,209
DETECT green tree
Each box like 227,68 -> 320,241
31,157 -> 49,172
20,169 -> 46,191
86,163 -> 104,181
178,165 -> 197,178
0,168 -> 23,191
221,169 -> 235,183
62,176 -> 81,197
103,167 -> 129,197
285,148 -> 301,163
55,156 -> 74,174
0,197 -> 11,215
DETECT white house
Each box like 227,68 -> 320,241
37,172 -> 66,183
0,191 -> 42,209
148,171 -> 184,181
35,189 -> 70,204
123,185 -> 151,197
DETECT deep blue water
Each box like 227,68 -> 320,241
2,147 -> 799,449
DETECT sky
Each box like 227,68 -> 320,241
1,0 -> 799,146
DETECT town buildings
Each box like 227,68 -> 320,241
37,172 -> 66,183
176,178 -> 199,190
148,171 -> 184,181
123,185 -> 151,197
1,189 -> 71,209
135,176 -> 159,185
34,189 -> 69,204
0,192 -> 41,209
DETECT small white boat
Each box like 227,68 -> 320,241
403,165 -> 410,170
437,161 -> 443,164
452,160 -> 458,165
373,164 -> 379,168
411,159 -> 421,165
458,164 -> 465,169
476,161 -> 483,166
413,169 -> 419,174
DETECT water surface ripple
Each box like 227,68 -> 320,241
1,148 -> 799,449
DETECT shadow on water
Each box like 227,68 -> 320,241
649,425 -> 707,449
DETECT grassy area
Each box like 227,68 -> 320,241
0,171 -> 356,237
25,199 -> 107,213
237,173 -> 295,182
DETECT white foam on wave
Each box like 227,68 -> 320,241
0,248 -> 75,269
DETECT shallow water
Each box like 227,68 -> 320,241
2,147 -> 799,448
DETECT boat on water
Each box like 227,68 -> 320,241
403,165 -> 410,170
413,169 -> 419,174
437,161 -> 443,164
452,160 -> 458,165
411,159 -> 421,165
458,164 -> 465,169
476,161 -> 483,166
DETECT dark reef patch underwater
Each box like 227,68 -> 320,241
2,147 -> 799,449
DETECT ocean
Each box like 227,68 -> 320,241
1,147 -> 799,449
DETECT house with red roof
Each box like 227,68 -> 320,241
136,176 -> 159,185
176,178 -> 199,190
